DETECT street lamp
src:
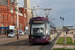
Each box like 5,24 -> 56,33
60,17 -> 64,28
44,8 -> 51,17
60,17 -> 66,45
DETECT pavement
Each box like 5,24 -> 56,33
0,35 -> 7,38
0,34 -> 28,45
52,32 -> 75,49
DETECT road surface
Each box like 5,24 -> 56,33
0,32 -> 61,50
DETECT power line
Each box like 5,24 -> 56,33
40,0 -> 46,7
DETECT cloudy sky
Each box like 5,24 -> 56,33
18,0 -> 75,27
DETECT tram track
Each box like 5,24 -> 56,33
0,39 -> 34,50
0,43 -> 46,50
15,41 -> 32,50
0,32 -> 61,50
0,41 -> 16,50
39,45 -> 45,50
0,37 -> 58,50
0,44 -> 16,50
21,43 -> 46,50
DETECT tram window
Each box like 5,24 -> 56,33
31,24 -> 45,35
33,28 -> 43,33
48,24 -> 50,35
46,24 -> 50,35
45,24 -> 48,34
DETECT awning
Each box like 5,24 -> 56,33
0,27 -> 9,29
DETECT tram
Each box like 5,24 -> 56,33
29,17 -> 57,43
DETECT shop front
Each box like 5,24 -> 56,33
0,27 -> 9,35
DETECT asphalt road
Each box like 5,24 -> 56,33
0,32 -> 61,50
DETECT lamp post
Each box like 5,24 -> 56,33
60,17 -> 64,29
60,17 -> 65,45
15,0 -> 19,40
44,8 -> 51,17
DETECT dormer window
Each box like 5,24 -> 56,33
24,14 -> 26,17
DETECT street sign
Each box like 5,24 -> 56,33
25,26 -> 28,30
9,26 -> 14,29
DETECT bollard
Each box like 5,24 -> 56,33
63,34 -> 66,46
72,33 -> 74,43
63,32 -> 64,37
63,39 -> 66,46
72,37 -> 74,43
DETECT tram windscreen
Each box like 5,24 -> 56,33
33,28 -> 44,35
31,24 -> 45,35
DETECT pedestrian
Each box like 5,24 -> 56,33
72,32 -> 73,34
66,31 -> 68,37
37,28 -> 43,33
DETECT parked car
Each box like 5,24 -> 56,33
24,30 -> 29,34
19,31 -> 25,35
7,32 -> 15,38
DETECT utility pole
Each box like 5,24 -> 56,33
60,17 -> 66,45
37,6 -> 39,16
24,0 -> 26,31
33,5 -> 35,17
15,0 -> 19,40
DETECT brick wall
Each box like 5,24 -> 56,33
0,0 -> 27,34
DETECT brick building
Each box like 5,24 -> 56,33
0,0 -> 27,35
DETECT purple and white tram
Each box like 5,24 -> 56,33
29,17 -> 57,43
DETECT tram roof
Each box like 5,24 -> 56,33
30,17 -> 49,21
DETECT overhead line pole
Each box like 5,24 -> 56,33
16,0 -> 19,40
33,5 -> 35,17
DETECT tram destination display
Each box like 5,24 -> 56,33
34,21 -> 43,23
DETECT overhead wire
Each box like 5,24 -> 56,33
40,0 -> 46,8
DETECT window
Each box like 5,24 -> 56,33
24,14 -> 26,17
2,23 -> 4,26
31,24 -> 45,35
19,24 -> 22,29
47,24 -> 50,35
45,23 -> 50,35
1,15 -> 4,21
0,15 -> 1,22
11,16 -> 13,21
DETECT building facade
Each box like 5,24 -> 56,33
0,0 -> 27,35
24,0 -> 32,30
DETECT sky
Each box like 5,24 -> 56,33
18,0 -> 75,27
